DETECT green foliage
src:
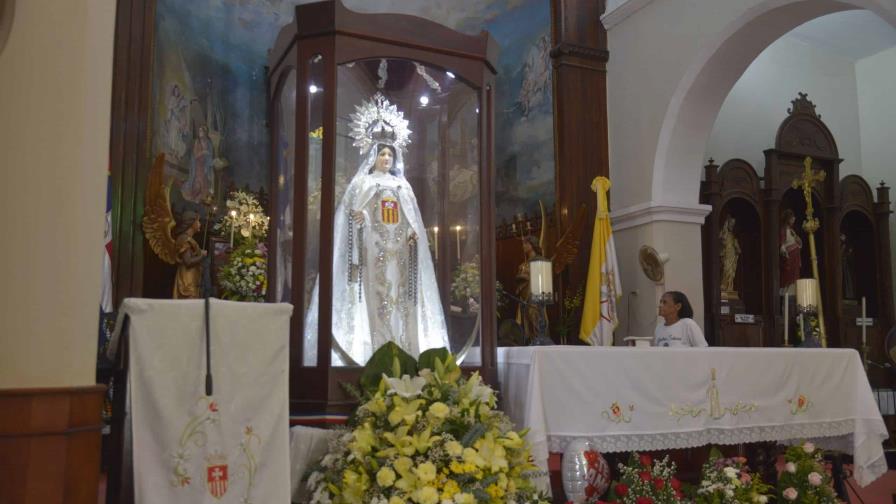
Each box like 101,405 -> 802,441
358,342 -> 417,395
776,442 -> 837,503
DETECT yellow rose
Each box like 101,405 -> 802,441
376,467 -> 396,487
413,486 -> 439,504
414,462 -> 437,483
427,402 -> 450,419
453,492 -> 476,504
388,497 -> 405,504
440,479 -> 460,499
444,440 -> 463,457
393,456 -> 414,476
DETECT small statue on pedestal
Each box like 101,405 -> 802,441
719,216 -> 741,300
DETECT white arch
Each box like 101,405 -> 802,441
651,0 -> 896,206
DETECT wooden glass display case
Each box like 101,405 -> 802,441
267,0 -> 498,415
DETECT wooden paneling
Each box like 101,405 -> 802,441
550,0 -> 609,296
0,386 -> 105,504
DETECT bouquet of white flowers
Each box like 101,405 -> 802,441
306,344 -> 549,504
694,448 -> 773,504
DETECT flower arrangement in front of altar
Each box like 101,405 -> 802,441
306,343 -> 550,504
216,190 -> 270,302
602,453 -> 684,504
214,189 -> 270,244
450,257 -> 481,313
693,448 -> 773,504
776,442 -> 837,503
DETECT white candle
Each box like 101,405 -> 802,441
433,226 -> 439,261
248,213 -> 255,241
455,225 -> 462,261
229,210 -> 237,247
862,296 -> 867,347
783,291 -> 789,346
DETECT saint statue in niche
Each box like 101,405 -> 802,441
719,216 -> 741,299
304,93 -> 448,366
779,208 -> 803,294
840,233 -> 856,300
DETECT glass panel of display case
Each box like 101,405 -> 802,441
302,54 -> 325,366
324,58 -> 481,366
274,70 -> 296,304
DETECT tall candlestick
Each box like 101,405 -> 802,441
229,210 -> 237,248
861,296 -> 867,348
455,225 -> 462,261
783,292 -> 789,346
433,226 -> 439,261
248,213 -> 255,241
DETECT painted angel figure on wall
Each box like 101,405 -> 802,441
303,93 -> 448,366
719,216 -> 741,298
780,208 -> 803,294
142,154 -> 208,299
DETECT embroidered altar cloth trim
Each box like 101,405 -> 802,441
112,298 -> 293,504
497,346 -> 888,488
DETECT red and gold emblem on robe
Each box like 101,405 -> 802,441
206,453 -> 228,499
381,197 -> 400,224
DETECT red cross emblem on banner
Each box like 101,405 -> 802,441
207,463 -> 228,499
381,197 -> 399,224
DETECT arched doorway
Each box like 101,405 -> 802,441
651,0 -> 896,206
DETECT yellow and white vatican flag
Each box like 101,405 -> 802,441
579,176 -> 622,346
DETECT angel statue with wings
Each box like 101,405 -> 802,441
142,154 -> 208,299
303,93 -> 449,366
514,202 -> 587,342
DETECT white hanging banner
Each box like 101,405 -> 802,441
111,298 -> 293,504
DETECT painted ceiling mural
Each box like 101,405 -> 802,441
151,0 -> 553,223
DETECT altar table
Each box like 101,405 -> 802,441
497,346 -> 889,487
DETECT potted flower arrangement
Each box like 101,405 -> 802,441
215,190 -> 270,302
777,442 -> 837,503
602,453 -> 684,504
693,448 -> 773,503
450,258 -> 481,314
306,343 -> 549,504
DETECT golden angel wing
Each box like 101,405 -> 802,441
141,154 -> 178,265
551,204 -> 587,275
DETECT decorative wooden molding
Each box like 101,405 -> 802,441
549,43 -> 609,63
0,385 -> 106,504
787,92 -> 820,119
611,201 -> 711,231
602,0 -> 655,30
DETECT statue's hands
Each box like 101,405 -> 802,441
351,210 -> 365,225
408,231 -> 418,244
201,250 -> 208,257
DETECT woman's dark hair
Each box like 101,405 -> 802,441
665,290 -> 694,319
369,144 -> 399,176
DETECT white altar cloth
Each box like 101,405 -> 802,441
497,346 -> 889,487
110,298 -> 293,504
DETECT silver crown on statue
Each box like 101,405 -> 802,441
349,92 -> 411,153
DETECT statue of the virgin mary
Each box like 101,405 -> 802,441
304,93 -> 449,366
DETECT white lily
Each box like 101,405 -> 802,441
383,373 -> 426,398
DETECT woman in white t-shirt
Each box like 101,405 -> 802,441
654,291 -> 708,347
